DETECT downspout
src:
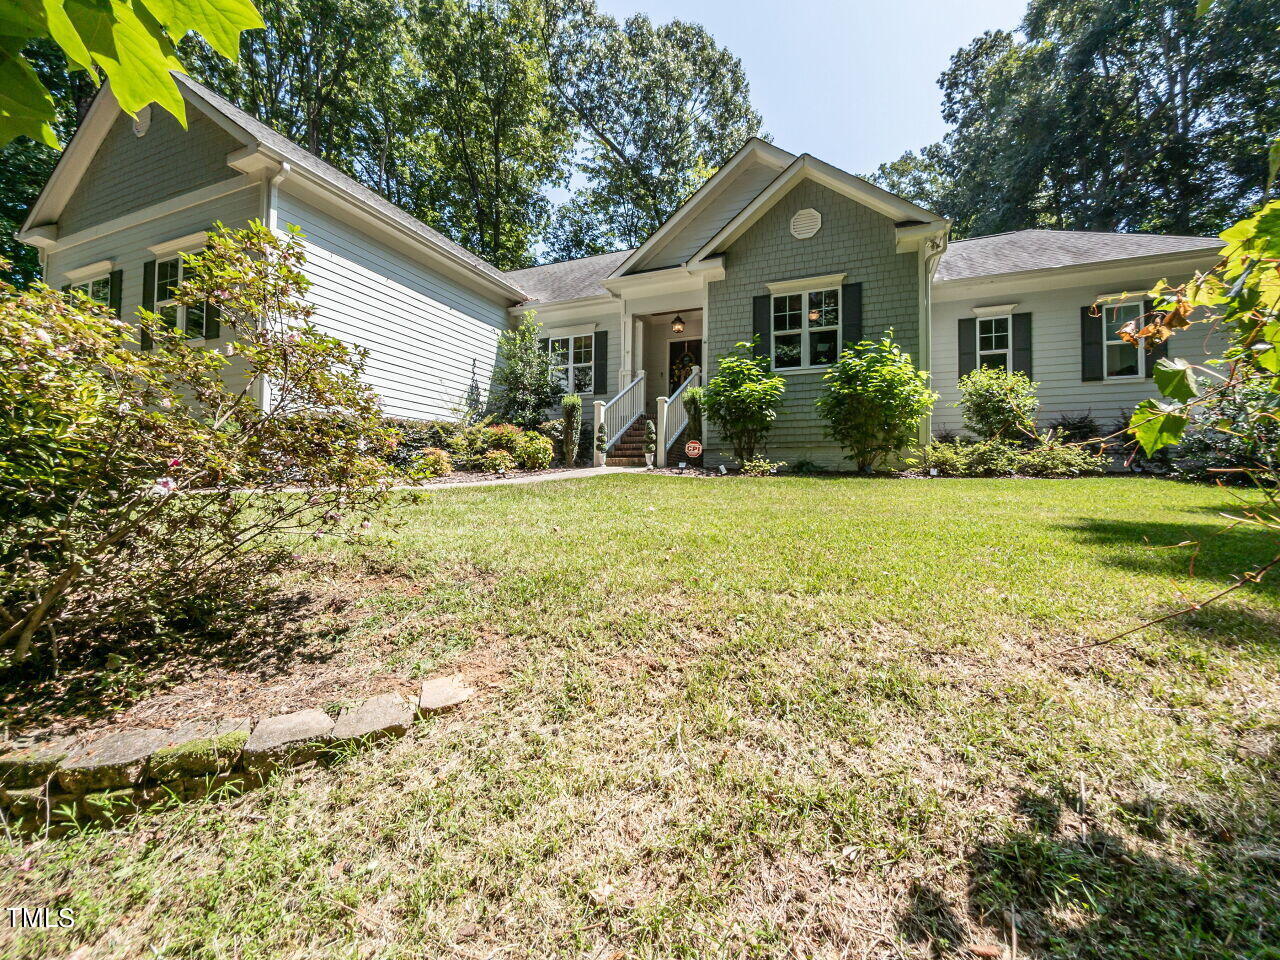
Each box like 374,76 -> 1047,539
917,230 -> 949,447
255,161 -> 292,412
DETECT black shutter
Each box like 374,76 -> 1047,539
1012,312 -> 1033,378
1081,306 -> 1103,381
537,336 -> 549,352
841,282 -> 863,349
108,269 -> 122,318
593,329 -> 607,396
204,302 -> 220,340
1144,298 -> 1165,376
752,294 -> 771,362
140,259 -> 156,351
957,317 -> 977,377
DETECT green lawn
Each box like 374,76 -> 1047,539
4,475 -> 1279,959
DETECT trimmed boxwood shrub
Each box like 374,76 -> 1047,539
512,432 -> 554,470
921,438 -> 1106,477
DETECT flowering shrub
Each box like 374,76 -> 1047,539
485,423 -> 525,453
512,432 -> 554,470
406,447 -> 453,480
475,449 -> 517,473
0,221 -> 395,666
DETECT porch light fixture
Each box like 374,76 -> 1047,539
671,314 -> 685,334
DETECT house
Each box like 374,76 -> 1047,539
19,76 -> 1225,468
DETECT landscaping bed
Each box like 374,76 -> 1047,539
3,475 -> 1278,959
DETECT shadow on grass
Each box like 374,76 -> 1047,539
0,585 -> 353,732
897,782 -> 1280,959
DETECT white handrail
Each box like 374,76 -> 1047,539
593,371 -> 645,465
655,365 -> 701,467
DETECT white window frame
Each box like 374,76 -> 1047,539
1102,300 -> 1146,380
548,333 -> 595,395
976,314 -> 1012,371
769,286 -> 842,372
70,274 -> 112,307
153,254 -> 213,341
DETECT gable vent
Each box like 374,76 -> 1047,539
790,208 -> 822,240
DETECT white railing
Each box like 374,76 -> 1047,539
592,371 -> 645,466
655,365 -> 701,468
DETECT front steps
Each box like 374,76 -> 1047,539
606,415 -> 653,467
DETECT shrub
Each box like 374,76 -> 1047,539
384,417 -> 463,471
489,312 -> 562,427
920,438 -> 1105,477
561,393 -> 582,467
644,419 -> 657,456
1047,411 -> 1105,452
0,221 -> 394,666
702,341 -> 786,463
956,367 -> 1040,441
595,422 -> 607,456
815,334 -> 936,472
741,458 -> 786,476
1169,383 -> 1280,483
682,385 -> 705,444
443,420 -> 496,468
406,447 -> 453,481
512,432 -> 554,470
485,423 -> 525,452
475,449 -> 517,473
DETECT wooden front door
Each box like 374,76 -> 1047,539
669,339 -> 702,393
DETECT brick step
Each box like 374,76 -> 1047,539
606,456 -> 650,467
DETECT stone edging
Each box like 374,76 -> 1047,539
0,675 -> 475,833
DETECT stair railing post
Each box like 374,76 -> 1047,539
592,399 -> 605,467
655,396 -> 669,468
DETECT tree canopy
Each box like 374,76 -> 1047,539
871,0 -> 1280,238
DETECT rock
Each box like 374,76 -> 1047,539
0,735 -> 76,789
57,729 -> 170,793
0,784 -> 78,819
148,718 -> 251,782
968,947 -> 1004,958
418,674 -> 476,715
332,693 -> 414,743
79,788 -> 139,824
240,709 -> 334,774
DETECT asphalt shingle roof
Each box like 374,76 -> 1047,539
504,249 -> 635,304
935,229 -> 1219,283
175,74 -> 522,297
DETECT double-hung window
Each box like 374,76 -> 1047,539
1103,302 -> 1144,378
154,255 -> 211,339
71,275 -> 112,307
771,287 -> 840,370
548,334 -> 594,394
977,316 -> 1011,370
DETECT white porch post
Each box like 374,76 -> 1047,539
592,399 -> 605,467
655,395 -> 669,468
618,306 -> 634,393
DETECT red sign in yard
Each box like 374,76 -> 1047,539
684,440 -> 703,458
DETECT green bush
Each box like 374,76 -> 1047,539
485,423 -> 525,452
489,312 -> 562,427
384,417 -> 464,471
1168,383 -> 1280,483
682,385 -> 705,444
406,447 -> 453,480
512,432 -> 554,470
956,367 -> 1040,441
741,458 -> 786,476
815,333 -> 936,472
644,419 -> 657,456
703,341 -> 786,463
475,449 -> 517,473
920,438 -> 1106,477
561,393 -> 583,467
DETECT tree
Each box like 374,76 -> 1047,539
489,313 -> 563,427
1,0 -> 263,148
869,0 -> 1280,238
702,341 -> 785,464
543,3 -> 764,259
815,335 -> 937,472
956,367 -> 1040,441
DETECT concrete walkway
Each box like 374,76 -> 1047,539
393,465 -> 650,492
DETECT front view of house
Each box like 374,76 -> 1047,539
20,76 -> 1225,468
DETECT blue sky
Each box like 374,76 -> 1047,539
594,0 -> 1028,175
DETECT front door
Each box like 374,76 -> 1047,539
669,339 -> 702,393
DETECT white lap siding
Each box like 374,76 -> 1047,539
276,191 -> 510,420
931,272 -> 1231,436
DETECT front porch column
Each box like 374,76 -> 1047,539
592,399 -> 605,467
618,307 -> 635,392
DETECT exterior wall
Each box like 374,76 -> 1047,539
643,312 -> 704,407
59,108 -> 243,236
530,306 -> 622,406
705,178 -> 922,467
932,273 -> 1232,436
276,190 -> 512,420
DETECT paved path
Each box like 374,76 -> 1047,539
393,465 -> 650,492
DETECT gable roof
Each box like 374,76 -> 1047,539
936,229 -> 1220,283
22,73 -> 527,302
505,249 -> 634,304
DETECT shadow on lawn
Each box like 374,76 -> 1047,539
0,586 -> 352,732
897,782 -> 1280,959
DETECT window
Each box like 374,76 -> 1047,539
977,315 -> 1011,371
771,287 -> 840,370
1103,302 -> 1144,378
71,275 -> 111,306
548,334 -> 594,394
154,256 -> 210,339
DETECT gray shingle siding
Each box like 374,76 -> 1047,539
705,179 -> 921,468
59,108 -> 243,236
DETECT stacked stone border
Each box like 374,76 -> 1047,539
0,675 -> 475,834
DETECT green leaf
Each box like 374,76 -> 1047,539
1130,399 -> 1189,456
1152,357 -> 1200,402
1270,137 -> 1280,196
138,0 -> 263,62
1195,0 -> 1214,15
0,47 -> 61,146
65,0 -> 186,124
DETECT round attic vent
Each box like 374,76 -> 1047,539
132,105 -> 152,138
790,207 -> 822,240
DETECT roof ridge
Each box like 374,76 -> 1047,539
507,249 -> 637,273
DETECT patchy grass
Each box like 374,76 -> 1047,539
4,475 -> 1279,959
